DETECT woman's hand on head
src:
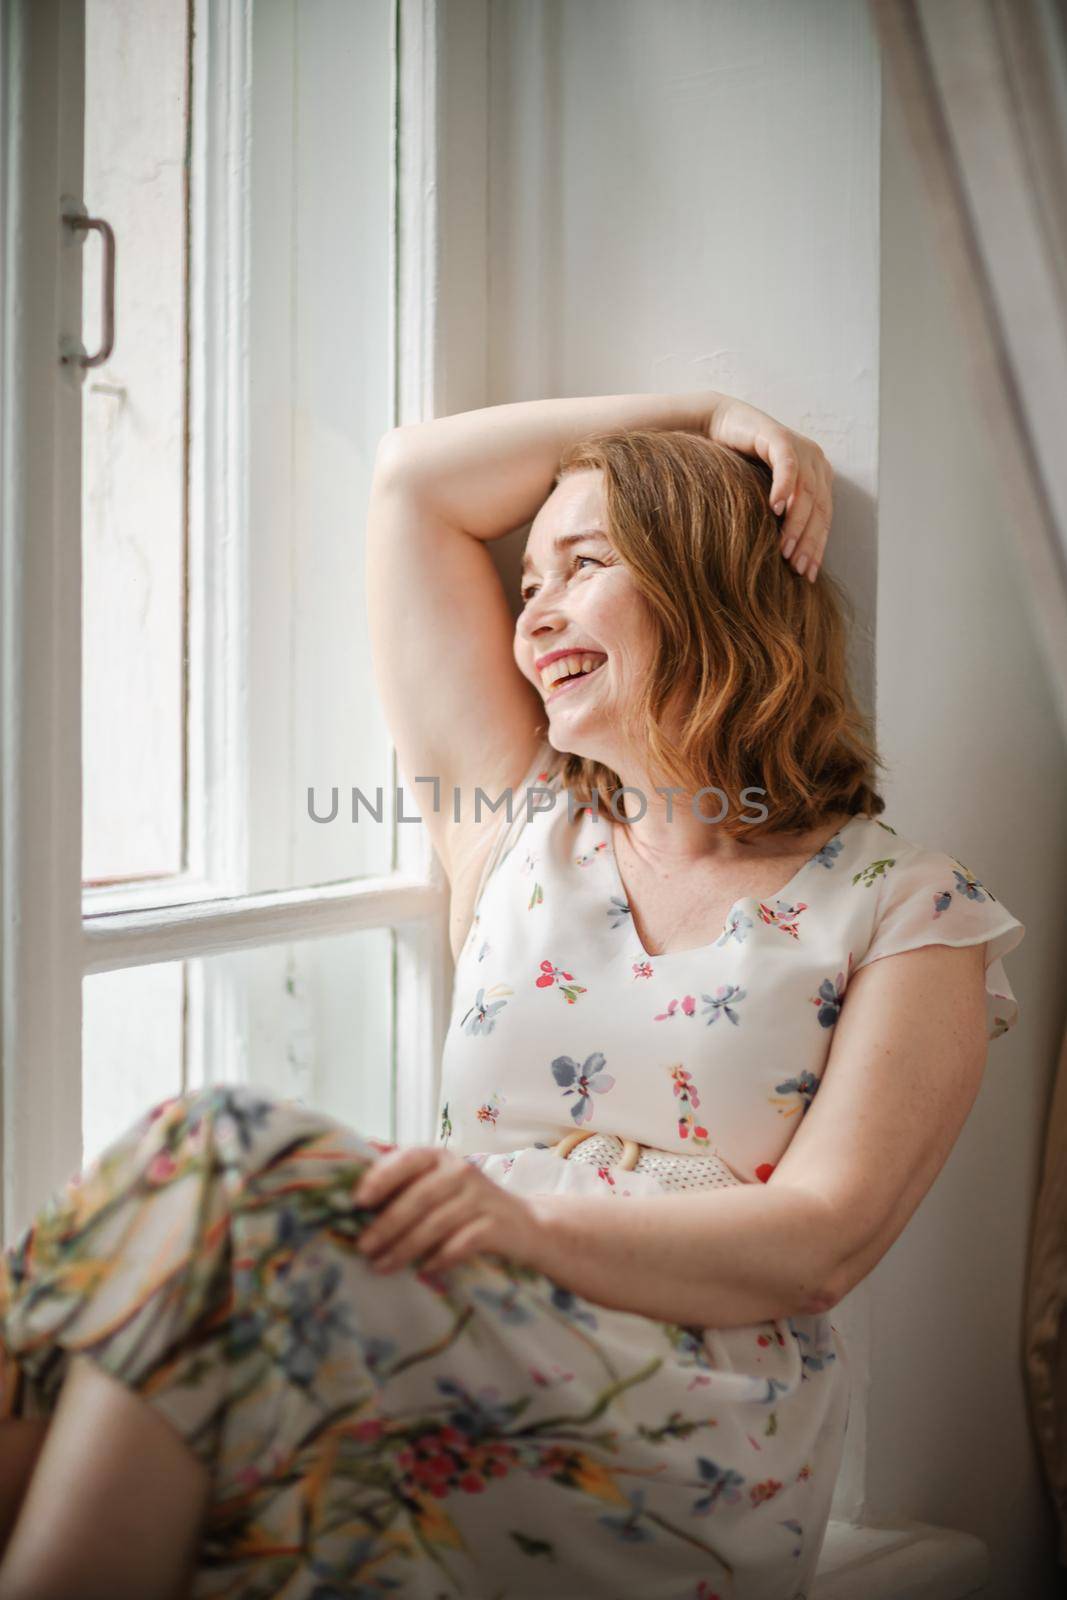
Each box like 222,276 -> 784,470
351,1145 -> 544,1276
704,397 -> 834,583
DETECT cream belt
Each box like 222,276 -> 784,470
550,1129 -> 743,1191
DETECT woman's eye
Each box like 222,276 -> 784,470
521,554 -> 602,605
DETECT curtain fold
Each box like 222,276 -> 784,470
871,0 -> 1067,1564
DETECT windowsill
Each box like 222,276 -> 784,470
813,1519 -> 989,1599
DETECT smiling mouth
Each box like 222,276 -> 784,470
545,660 -> 607,701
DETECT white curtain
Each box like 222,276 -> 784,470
872,0 -> 1067,1564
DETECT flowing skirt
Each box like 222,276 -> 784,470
0,1087 -> 849,1600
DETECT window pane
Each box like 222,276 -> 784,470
81,0 -> 190,887
245,0 -> 396,893
82,926 -> 394,1164
82,0 -> 398,899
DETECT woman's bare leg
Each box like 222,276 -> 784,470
0,1356 -> 209,1600
0,1422 -> 49,1559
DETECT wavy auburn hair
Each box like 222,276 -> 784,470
545,428 -> 886,840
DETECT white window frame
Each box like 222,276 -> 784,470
1,0 -> 460,1238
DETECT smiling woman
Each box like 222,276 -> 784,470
0,389 -> 1023,1600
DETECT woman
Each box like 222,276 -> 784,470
0,390 -> 1024,1600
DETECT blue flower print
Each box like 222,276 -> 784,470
811,969 -> 848,1028
774,1069 -> 821,1111
953,865 -> 990,902
280,1261 -> 357,1390
700,984 -> 747,1026
459,983 -> 513,1035
608,894 -> 631,930
811,834 -> 844,869
599,1487 -> 654,1543
435,1376 -> 523,1439
185,1086 -> 273,1153
788,1319 -> 839,1376
549,1284 -> 600,1329
355,1332 -> 399,1380
472,1283 -> 536,1327
550,1051 -> 616,1123
716,906 -> 753,946
690,1457 -> 746,1515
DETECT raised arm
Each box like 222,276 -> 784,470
365,390 -> 832,904
366,391 -> 714,896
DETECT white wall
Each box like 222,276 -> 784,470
868,64 -> 1066,1595
472,0 -> 1064,1585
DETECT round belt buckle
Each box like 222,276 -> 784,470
550,1130 -> 643,1171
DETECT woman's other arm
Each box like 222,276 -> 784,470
525,942 -> 989,1329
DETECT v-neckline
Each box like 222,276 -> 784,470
600,811 -> 865,962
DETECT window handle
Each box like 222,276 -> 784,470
60,200 -> 116,369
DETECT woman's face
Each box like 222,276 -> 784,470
514,469 -> 660,767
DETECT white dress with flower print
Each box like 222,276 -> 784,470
431,740 -> 1025,1597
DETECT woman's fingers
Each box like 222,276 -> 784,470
368,1194 -> 483,1273
781,477 -> 815,556
352,1144 -> 438,1208
781,460 -> 834,580
421,1217 -> 493,1274
358,1158 -> 468,1257
767,440 -> 798,518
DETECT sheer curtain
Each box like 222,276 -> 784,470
873,0 -> 1067,1562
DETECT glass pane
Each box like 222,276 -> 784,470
245,0 -> 395,893
81,0 -> 190,887
82,926 -> 394,1164
82,0 -> 397,899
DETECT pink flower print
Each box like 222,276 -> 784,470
147,1150 -> 178,1185
574,842 -> 607,867
597,1165 -> 616,1186
757,899 -> 808,939
528,881 -> 544,911
700,984 -> 747,1026
352,1418 -> 386,1443
749,1478 -> 783,1507
675,1061 -> 712,1142
550,1051 -> 616,1124
534,960 -> 588,1004
678,1112 -> 711,1148
476,1092 -> 503,1127
655,995 -> 697,1021
670,1064 -> 700,1109
633,960 -> 654,979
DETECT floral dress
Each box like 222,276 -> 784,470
0,745 -> 1025,1600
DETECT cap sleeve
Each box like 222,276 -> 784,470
852,848 -> 1025,1041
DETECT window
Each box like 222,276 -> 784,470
5,0 -> 451,1233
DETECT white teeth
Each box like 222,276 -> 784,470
540,653 -> 606,692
